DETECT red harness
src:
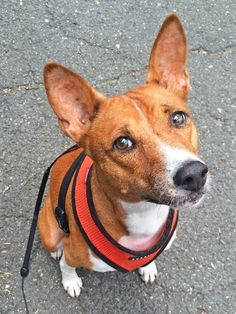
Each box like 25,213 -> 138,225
70,152 -> 179,272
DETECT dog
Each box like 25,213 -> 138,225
38,13 -> 209,298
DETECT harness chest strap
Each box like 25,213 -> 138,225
57,152 -> 179,272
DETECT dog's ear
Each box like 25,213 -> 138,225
44,62 -> 105,142
147,14 -> 190,99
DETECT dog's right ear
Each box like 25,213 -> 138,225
44,62 -> 105,142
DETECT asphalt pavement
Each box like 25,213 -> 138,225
1,1 -> 236,313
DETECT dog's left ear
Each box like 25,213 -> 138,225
147,14 -> 190,99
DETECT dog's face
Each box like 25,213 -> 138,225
44,14 -> 209,208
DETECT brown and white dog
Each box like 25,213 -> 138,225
38,14 -> 209,297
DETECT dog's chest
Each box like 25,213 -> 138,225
120,201 -> 170,236
118,201 -> 170,250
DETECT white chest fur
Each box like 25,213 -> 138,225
120,200 -> 170,236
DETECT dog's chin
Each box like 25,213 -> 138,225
172,182 -> 210,208
170,191 -> 206,209
145,187 -> 208,209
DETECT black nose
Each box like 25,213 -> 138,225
174,161 -> 208,192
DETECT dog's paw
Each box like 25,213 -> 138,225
60,254 -> 83,298
139,261 -> 158,284
50,247 -> 63,260
62,273 -> 83,298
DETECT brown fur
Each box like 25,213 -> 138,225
38,14 -> 198,269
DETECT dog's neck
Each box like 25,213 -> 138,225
90,165 -> 169,241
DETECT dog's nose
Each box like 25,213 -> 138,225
174,161 -> 208,192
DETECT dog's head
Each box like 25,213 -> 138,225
44,14 -> 209,208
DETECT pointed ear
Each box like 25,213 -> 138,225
147,14 -> 190,98
44,62 -> 105,142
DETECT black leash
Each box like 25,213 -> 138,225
20,145 -> 78,313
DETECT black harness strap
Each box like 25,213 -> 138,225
20,144 -> 78,279
55,152 -> 86,233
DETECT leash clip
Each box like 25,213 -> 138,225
55,206 -> 70,234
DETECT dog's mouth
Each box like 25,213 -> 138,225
145,186 -> 208,209
169,189 -> 207,208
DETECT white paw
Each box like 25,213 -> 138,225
60,253 -> 83,298
139,261 -> 158,284
50,247 -> 63,260
62,273 -> 83,298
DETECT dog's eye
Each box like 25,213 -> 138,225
113,137 -> 135,152
170,111 -> 188,127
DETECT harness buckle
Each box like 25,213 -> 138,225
55,206 -> 70,234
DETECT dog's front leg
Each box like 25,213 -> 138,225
59,253 -> 83,298
138,261 -> 158,284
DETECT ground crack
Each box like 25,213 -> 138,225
190,44 -> 236,56
77,37 -> 121,54
1,82 -> 44,95
97,67 -> 147,87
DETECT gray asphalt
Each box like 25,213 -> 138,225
1,1 -> 236,313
